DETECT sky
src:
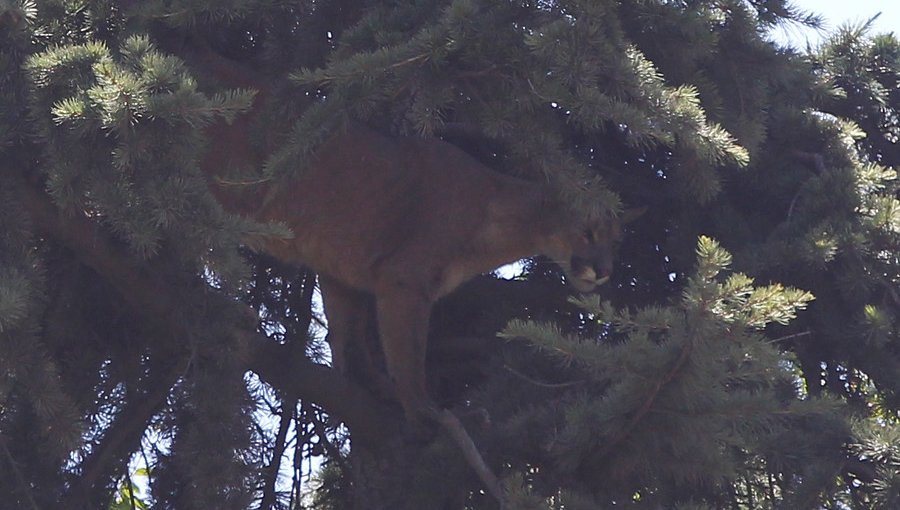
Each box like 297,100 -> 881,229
769,1 -> 900,47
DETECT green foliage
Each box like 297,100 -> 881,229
0,4 -> 84,486
849,420 -> 900,508
303,460 -> 353,510
26,34 -> 257,282
108,469 -> 150,510
275,0 -> 752,218
2,1 -> 900,509
499,237 -> 831,506
0,179 -> 83,462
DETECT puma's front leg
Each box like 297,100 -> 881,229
375,289 -> 433,417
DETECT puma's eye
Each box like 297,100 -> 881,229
582,228 -> 595,243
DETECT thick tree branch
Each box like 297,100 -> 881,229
21,179 -> 398,443
259,396 -> 296,510
792,150 -> 827,174
22,184 -> 179,321
62,350 -> 190,509
246,338 -> 398,444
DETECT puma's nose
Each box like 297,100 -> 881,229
594,263 -> 612,279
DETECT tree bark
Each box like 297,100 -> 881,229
349,433 -> 471,510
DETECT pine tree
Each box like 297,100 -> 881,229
1,1 -> 899,509
801,21 -> 900,507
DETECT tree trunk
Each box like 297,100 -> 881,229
350,428 -> 470,510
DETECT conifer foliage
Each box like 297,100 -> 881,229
1,1 -> 899,509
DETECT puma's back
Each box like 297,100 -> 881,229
257,125 -> 554,299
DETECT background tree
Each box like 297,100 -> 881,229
1,1 -> 899,509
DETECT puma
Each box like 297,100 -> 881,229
207,121 -> 634,415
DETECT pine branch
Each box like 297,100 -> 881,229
21,181 -> 177,321
597,334 -> 694,459
429,407 -> 507,508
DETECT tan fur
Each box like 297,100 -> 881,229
209,123 -> 629,414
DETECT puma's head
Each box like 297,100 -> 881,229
549,207 -> 644,293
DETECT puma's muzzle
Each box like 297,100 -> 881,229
569,266 -> 611,292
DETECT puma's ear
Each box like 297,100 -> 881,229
620,206 -> 647,224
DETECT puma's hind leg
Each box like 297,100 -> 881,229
374,288 -> 434,417
318,275 -> 367,373
318,276 -> 393,397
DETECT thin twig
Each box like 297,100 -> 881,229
0,436 -> 41,510
882,280 -> 900,309
456,64 -> 499,79
788,151 -> 828,219
315,52 -> 431,85
766,330 -> 812,344
259,396 -> 296,510
139,441 -> 153,498
787,187 -> 803,220
127,473 -> 138,510
503,364 -> 584,388
792,150 -> 827,174
386,52 -> 430,70
288,407 -> 301,510
214,176 -> 272,186
308,404 -> 350,476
